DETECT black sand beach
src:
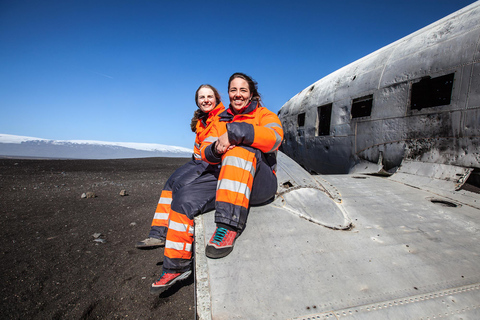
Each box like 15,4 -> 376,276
0,157 -> 194,319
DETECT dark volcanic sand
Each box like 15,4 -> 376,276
0,157 -> 195,319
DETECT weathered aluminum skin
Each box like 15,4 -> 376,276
273,152 -> 352,230
278,1 -> 480,174
195,152 -> 480,320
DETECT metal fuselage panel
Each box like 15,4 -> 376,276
279,1 -> 480,174
195,171 -> 480,320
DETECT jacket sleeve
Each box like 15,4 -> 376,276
200,121 -> 225,164
227,108 -> 283,153
193,122 -> 202,160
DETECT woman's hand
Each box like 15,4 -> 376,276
215,132 -> 234,154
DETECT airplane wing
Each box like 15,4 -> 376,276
195,151 -> 480,319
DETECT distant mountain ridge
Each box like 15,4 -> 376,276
0,134 -> 192,159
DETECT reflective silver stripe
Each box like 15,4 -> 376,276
222,155 -> 256,177
194,153 -> 201,160
265,123 -> 283,152
153,212 -> 169,220
169,220 -> 194,234
204,136 -> 218,143
166,240 -> 190,251
217,179 -> 251,200
165,241 -> 193,252
158,197 -> 172,205
265,122 -> 282,130
195,142 -> 200,149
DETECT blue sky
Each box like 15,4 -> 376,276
0,0 -> 477,149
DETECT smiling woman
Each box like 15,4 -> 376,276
190,84 -> 223,132
229,78 -> 252,110
151,72 -> 284,295
228,72 -> 261,112
136,84 -> 225,251
197,86 -> 218,113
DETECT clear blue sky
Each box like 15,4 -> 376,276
0,0 -> 477,149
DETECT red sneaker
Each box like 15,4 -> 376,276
150,270 -> 191,294
205,227 -> 237,259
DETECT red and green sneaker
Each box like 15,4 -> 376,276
150,270 -> 191,294
205,227 -> 237,259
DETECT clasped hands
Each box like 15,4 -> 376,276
215,132 -> 235,155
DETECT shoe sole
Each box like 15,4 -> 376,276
135,243 -> 165,249
149,270 -> 192,295
135,240 -> 165,249
205,244 -> 234,259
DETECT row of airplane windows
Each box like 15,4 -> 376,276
296,73 -> 455,137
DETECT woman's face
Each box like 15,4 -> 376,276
197,87 -> 216,113
229,77 -> 252,111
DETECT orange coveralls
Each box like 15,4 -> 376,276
163,101 -> 283,272
148,102 -> 225,240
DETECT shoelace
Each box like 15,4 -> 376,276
155,271 -> 167,283
212,227 -> 228,245
155,271 -> 178,285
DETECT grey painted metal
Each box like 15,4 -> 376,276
278,1 -> 480,174
389,160 -> 474,192
195,216 -> 213,320
195,160 -> 480,319
274,152 -> 352,230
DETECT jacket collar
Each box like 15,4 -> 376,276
201,102 -> 225,126
219,100 -> 258,122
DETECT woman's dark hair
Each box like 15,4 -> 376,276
228,72 -> 261,103
191,84 -> 221,132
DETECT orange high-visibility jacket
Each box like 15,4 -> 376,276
200,101 -> 283,165
193,102 -> 225,159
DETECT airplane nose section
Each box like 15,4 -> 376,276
274,151 -> 353,230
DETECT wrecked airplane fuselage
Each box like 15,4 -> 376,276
278,2 -> 480,175
195,3 -> 480,319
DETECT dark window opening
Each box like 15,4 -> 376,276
411,73 -> 454,110
351,95 -> 373,118
460,169 -> 480,194
297,113 -> 305,127
317,103 -> 332,136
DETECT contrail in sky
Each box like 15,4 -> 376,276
88,70 -> 114,79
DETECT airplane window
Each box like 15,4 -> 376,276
297,113 -> 305,127
351,95 -> 373,118
317,103 -> 332,136
411,73 -> 454,110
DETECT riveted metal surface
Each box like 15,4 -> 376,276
196,156 -> 480,319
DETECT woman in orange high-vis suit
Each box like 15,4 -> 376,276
151,73 -> 283,294
136,84 -> 225,249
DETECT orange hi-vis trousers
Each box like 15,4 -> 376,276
163,146 -> 277,273
148,159 -> 208,240
149,189 -> 172,238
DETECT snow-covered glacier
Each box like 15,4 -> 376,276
0,134 -> 192,159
